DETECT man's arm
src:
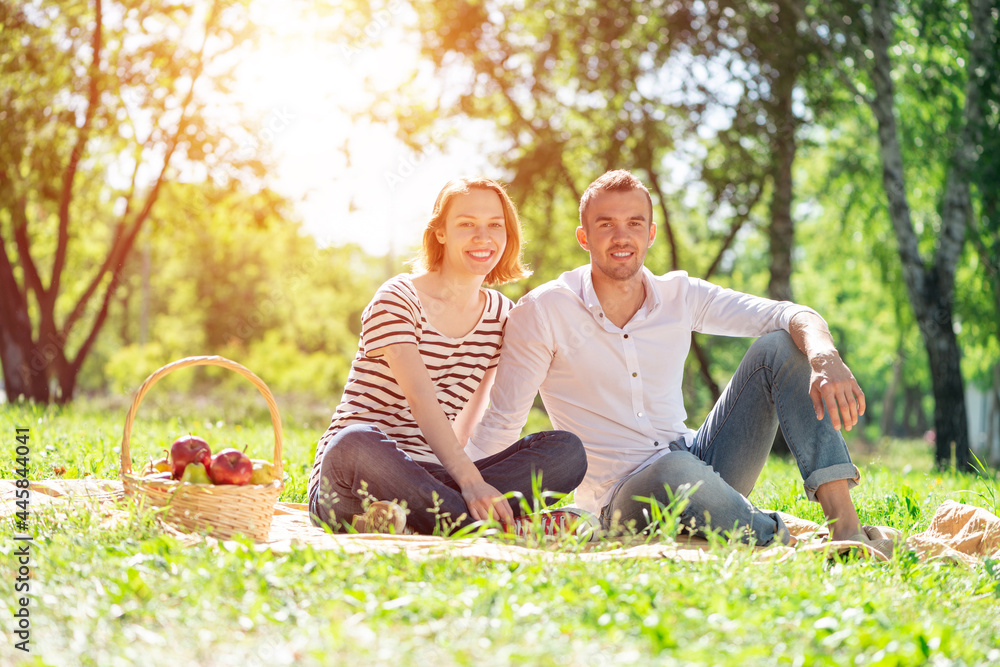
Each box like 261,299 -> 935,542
789,311 -> 866,432
452,366 -> 497,446
467,297 -> 554,459
687,276 -> 865,431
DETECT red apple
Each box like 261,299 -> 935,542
209,448 -> 253,485
170,435 -> 212,480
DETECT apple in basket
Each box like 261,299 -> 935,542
140,450 -> 173,477
170,435 -> 212,480
209,448 -> 253,485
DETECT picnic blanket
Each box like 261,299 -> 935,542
3,479 -> 999,566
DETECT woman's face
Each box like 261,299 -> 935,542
435,188 -> 507,278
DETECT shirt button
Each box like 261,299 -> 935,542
599,313 -> 604,318
624,334 -> 629,339
637,412 -> 643,418
654,441 -> 659,447
632,372 -> 637,377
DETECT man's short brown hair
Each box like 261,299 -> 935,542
578,170 -> 653,229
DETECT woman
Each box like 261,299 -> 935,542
308,178 -> 587,535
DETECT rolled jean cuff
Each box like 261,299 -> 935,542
803,463 -> 861,502
766,510 -> 793,546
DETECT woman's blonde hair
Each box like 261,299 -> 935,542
410,177 -> 530,285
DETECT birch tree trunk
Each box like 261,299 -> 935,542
867,0 -> 980,469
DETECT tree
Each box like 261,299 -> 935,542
0,0 -> 259,403
790,0 -> 996,468
88,179 -> 385,400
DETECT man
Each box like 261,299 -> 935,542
466,169 -> 889,553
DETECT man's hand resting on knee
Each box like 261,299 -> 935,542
790,312 -> 867,432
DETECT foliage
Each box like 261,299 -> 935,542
791,119 -> 933,440
4,0 -> 996,462
792,0 -> 998,467
71,179 -> 386,402
358,0 -> 853,416
0,0 -> 267,402
346,0 -> 994,436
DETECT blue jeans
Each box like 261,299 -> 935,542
601,331 -> 860,545
309,425 -> 587,535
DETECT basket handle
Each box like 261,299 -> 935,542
120,355 -> 283,479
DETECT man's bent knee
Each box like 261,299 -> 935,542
648,451 -> 711,495
748,330 -> 807,372
553,430 -> 587,469
752,330 -> 795,355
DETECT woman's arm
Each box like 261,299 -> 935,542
377,343 -> 513,524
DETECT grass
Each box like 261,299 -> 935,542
2,399 -> 1000,666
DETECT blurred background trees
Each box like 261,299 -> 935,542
0,0 -> 264,402
1,0 -> 997,468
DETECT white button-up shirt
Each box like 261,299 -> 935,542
466,265 -> 817,515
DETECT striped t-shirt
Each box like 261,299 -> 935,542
308,274 -> 513,499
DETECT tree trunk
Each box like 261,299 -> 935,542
919,309 -> 968,468
767,3 -> 799,304
880,346 -> 905,438
765,3 -> 799,456
868,0 -> 971,469
902,384 -> 928,437
56,362 -> 79,406
0,238 -> 49,402
0,327 -> 50,403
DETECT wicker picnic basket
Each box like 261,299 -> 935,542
120,355 -> 284,542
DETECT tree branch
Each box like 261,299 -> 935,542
703,184 -> 763,280
690,334 -> 721,401
67,1 -> 220,361
867,0 -> 927,308
11,195 -> 45,301
62,136 -> 145,338
0,230 -> 27,325
645,169 -> 679,271
776,0 -> 873,106
52,0 -> 102,300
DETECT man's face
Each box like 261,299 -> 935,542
576,189 -> 656,282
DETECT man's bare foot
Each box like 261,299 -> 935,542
815,479 -> 864,541
828,522 -> 864,542
854,526 -> 901,559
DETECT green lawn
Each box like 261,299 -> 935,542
2,399 -> 999,666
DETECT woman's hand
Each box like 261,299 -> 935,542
460,477 -> 514,525
381,343 -> 515,524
